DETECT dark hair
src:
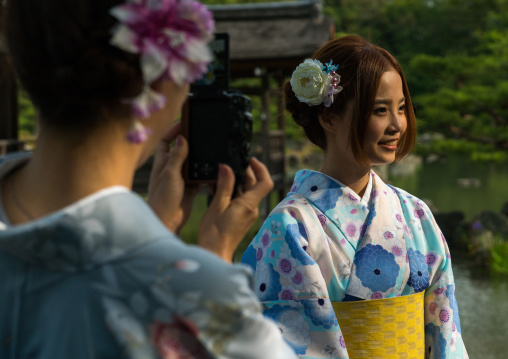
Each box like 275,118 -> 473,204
284,35 -> 416,163
6,0 -> 144,134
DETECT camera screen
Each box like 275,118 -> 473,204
187,98 -> 231,180
192,33 -> 229,90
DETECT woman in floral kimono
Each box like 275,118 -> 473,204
0,0 -> 298,358
242,35 -> 468,359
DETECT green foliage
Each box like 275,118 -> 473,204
18,90 -> 36,136
324,0 -> 508,162
491,240 -> 508,275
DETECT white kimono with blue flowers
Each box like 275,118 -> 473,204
241,169 -> 468,359
0,153 -> 297,359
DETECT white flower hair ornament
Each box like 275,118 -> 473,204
290,59 -> 343,107
109,0 -> 215,143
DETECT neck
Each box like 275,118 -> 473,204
319,151 -> 371,198
4,124 -> 144,224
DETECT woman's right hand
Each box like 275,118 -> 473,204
198,157 -> 273,262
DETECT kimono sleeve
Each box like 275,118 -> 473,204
403,198 -> 469,359
95,238 -> 299,359
241,201 -> 349,359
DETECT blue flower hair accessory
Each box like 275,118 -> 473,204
290,59 -> 342,107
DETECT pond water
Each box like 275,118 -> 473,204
387,155 -> 508,219
453,254 -> 508,359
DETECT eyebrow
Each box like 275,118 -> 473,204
374,97 -> 406,105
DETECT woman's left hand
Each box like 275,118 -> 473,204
147,122 -> 200,234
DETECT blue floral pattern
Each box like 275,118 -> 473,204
254,262 -> 282,301
286,224 -> 316,265
407,248 -> 430,293
264,305 -> 312,355
446,284 -> 462,334
354,244 -> 399,292
299,173 -> 343,211
241,169 -> 468,359
425,323 -> 447,358
302,298 -> 338,329
242,244 -> 257,271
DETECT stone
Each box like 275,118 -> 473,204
434,211 -> 465,245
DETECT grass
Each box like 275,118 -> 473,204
491,240 -> 508,275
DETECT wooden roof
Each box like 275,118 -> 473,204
210,0 -> 335,77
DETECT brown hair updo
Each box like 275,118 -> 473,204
6,0 -> 144,134
283,35 -> 416,163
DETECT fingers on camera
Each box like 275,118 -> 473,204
248,157 -> 274,197
162,122 -> 182,144
209,164 -> 235,211
243,165 -> 256,191
167,136 -> 188,169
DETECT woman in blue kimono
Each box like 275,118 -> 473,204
242,35 -> 468,358
0,0 -> 298,358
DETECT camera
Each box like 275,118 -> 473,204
182,33 -> 252,188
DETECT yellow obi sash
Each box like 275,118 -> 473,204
332,291 -> 425,359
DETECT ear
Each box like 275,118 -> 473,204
318,112 -> 338,134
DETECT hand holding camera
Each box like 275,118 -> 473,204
198,157 -> 273,262
150,33 -> 265,260
148,123 -> 272,262
147,122 -> 201,235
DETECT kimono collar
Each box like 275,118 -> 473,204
290,169 -> 373,210
0,153 -> 170,272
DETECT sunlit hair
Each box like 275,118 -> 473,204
283,35 -> 416,164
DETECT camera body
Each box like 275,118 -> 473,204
182,89 -> 252,184
182,33 -> 252,186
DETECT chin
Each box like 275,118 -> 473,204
369,155 -> 396,166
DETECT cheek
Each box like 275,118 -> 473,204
365,122 -> 385,143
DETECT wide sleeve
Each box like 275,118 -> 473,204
400,195 -> 469,359
241,199 -> 349,359
94,237 -> 299,359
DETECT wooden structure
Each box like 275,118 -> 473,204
212,0 -> 335,216
0,5 -> 24,155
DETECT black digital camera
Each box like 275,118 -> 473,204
182,33 -> 252,187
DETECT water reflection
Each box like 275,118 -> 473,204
453,253 -> 508,359
388,155 -> 508,219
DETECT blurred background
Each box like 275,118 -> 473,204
2,0 -> 507,357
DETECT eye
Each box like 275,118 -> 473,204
398,104 -> 406,112
374,107 -> 387,115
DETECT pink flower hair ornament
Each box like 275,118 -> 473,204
109,0 -> 215,142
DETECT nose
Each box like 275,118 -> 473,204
388,110 -> 405,134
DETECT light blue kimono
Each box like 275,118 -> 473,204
242,169 -> 468,359
0,153 -> 298,359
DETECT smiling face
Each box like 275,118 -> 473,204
321,69 -> 408,179
363,70 -> 407,165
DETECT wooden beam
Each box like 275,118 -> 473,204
210,0 -> 324,21
215,17 -> 334,61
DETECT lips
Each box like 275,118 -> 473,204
378,138 -> 399,151
379,139 -> 398,145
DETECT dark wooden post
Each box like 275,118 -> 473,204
0,57 -> 18,139
0,4 -> 23,154
277,75 -> 287,199
260,69 -> 271,218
